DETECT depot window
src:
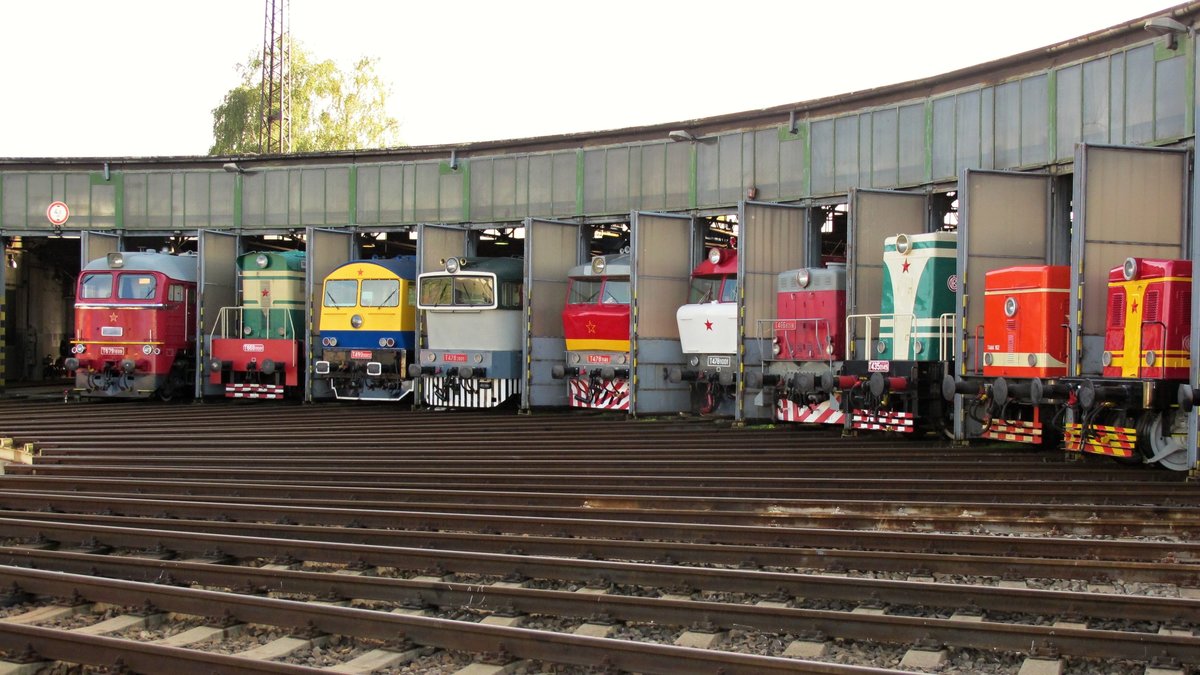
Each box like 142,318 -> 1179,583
117,274 -> 158,300
324,279 -> 358,307
360,279 -> 400,307
80,273 -> 112,299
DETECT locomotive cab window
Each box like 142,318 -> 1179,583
688,277 -> 723,304
169,285 -> 184,302
324,279 -> 358,307
498,281 -> 522,309
603,280 -> 630,304
420,275 -> 496,308
568,279 -> 602,304
719,276 -> 738,303
80,273 -> 112,299
118,274 -> 158,300
360,279 -> 400,307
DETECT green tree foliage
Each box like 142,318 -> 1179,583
209,41 -> 400,155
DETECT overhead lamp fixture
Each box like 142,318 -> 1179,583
1145,16 -> 1192,50
222,162 -> 246,174
449,149 -> 459,171
7,254 -> 16,269
668,129 -> 697,143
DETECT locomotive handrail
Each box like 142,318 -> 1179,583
844,313 -> 915,360
939,313 -> 956,366
208,306 -> 297,342
756,317 -> 835,370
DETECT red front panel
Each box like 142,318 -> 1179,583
73,303 -> 194,377
774,288 -> 846,360
1103,259 -> 1192,380
563,304 -> 631,350
210,338 -> 301,386
982,266 -> 1070,378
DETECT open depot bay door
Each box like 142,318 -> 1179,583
523,218 -> 580,409
305,227 -> 356,401
847,189 -> 928,359
630,211 -> 692,415
738,201 -> 811,421
196,230 -> 239,397
80,231 -> 122,267
952,170 -> 1054,438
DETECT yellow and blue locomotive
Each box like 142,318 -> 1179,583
65,251 -> 198,400
313,256 -> 418,401
208,250 -> 306,399
410,256 -> 525,408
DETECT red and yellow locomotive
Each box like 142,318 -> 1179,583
1062,257 -> 1191,470
552,253 -> 632,410
65,251 -> 198,400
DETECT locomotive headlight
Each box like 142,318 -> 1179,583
321,337 -> 330,347
473,353 -> 483,364
142,345 -> 153,355
894,233 -> 911,255
445,257 -> 461,274
243,325 -> 253,336
984,352 -> 994,366
1102,351 -> 1113,367
1145,350 -> 1157,366
351,314 -> 364,329
826,341 -> 835,355
327,337 -> 337,347
209,359 -> 222,372
1004,297 -> 1018,317
379,337 -> 388,347
688,355 -> 700,367
73,344 -> 86,354
591,256 -> 607,275
570,353 -> 580,364
708,248 -> 723,265
255,254 -> 269,269
617,354 -> 628,365
772,339 -> 782,356
424,352 -> 436,363
795,269 -> 811,288
875,340 -> 887,354
386,337 -> 395,347
1122,257 -> 1138,281
107,252 -> 124,268
913,340 -> 924,354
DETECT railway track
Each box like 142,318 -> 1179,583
0,399 -> 1198,673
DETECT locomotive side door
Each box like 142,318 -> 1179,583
306,227 -> 357,401
523,217 -> 580,410
952,170 -> 1053,439
629,210 -> 693,415
846,189 -> 928,361
738,201 -> 812,422
196,229 -> 240,398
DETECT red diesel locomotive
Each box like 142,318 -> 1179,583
552,253 -> 632,410
65,251 -> 198,400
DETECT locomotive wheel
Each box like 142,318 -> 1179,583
1140,410 -> 1190,471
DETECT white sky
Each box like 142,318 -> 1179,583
0,0 -> 1180,158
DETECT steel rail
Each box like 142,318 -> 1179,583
7,546 -> 1199,626
2,515 -> 1197,585
3,488 -> 1200,542
4,564 -> 1200,666
0,565 -> 893,675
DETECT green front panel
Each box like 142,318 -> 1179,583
240,252 -> 306,341
879,233 -> 957,361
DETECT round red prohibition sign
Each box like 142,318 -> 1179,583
46,201 -> 70,226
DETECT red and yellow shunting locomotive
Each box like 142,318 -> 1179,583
65,251 -> 198,400
552,253 -> 631,410
1060,257 -> 1191,470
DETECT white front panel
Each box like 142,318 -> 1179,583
677,302 -> 737,355
426,310 -> 523,351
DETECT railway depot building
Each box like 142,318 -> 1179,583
2,4 -> 1200,467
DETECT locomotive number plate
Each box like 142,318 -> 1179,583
100,346 -> 125,356
707,355 -> 732,367
587,354 -> 611,364
443,353 -> 467,363
478,380 -> 493,389
243,344 -> 265,352
350,350 -> 372,360
868,360 -> 890,372
774,320 -> 796,331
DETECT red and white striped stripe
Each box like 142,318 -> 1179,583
981,419 -> 1042,444
851,409 -> 914,432
225,383 -> 284,400
568,378 -> 630,411
777,398 -> 844,425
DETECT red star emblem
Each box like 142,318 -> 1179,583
1131,299 -> 1138,314
704,320 -> 714,331
261,288 -> 270,297
109,312 -> 119,322
357,268 -> 364,276
901,260 -> 911,273
585,321 -> 597,334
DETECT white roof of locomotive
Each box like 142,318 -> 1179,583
82,251 -> 199,283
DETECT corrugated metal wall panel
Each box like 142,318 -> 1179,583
994,81 -> 1020,169
1057,64 -> 1082,160
184,173 -> 209,228
357,165 -> 380,224
932,97 -> 956,181
606,146 -> 631,214
1020,74 -> 1049,167
551,152 -> 576,216
1126,45 -> 1155,144
412,163 -> 439,222
664,142 -> 691,210
1110,52 -> 1127,142
493,156 -> 519,221
437,164 -> 464,222
583,149 -> 605,214
1082,58 -> 1111,144
834,115 -> 858,193
871,108 -> 898,188
955,90 -> 982,172
697,139 -> 719,207
898,103 -> 925,186
719,133 -> 744,205
639,145 -> 666,211
810,118 -> 835,195
1156,53 -> 1187,139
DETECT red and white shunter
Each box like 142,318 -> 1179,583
751,264 -> 847,425
66,251 -> 198,400
667,247 -> 739,415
